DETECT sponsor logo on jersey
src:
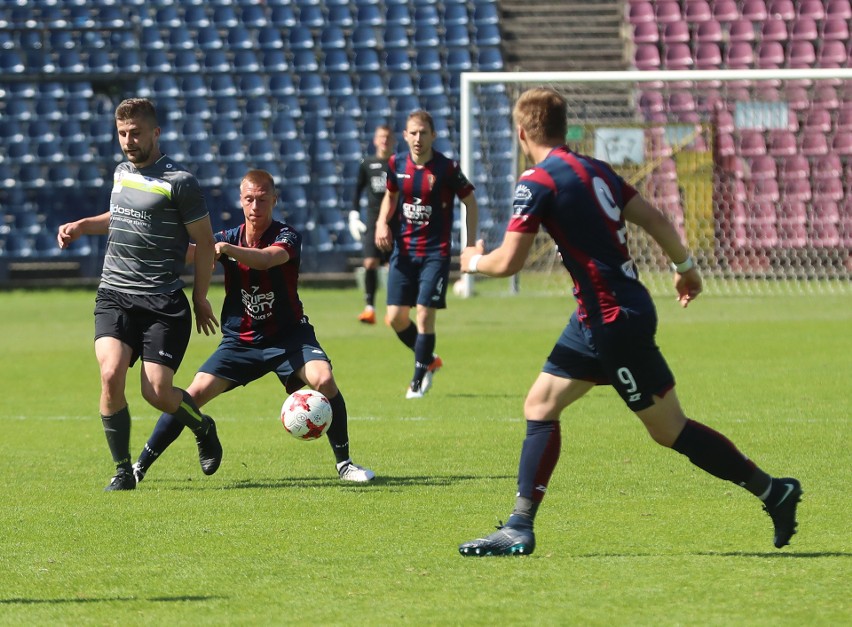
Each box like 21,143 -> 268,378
241,288 -> 275,320
402,197 -> 432,224
514,185 -> 533,201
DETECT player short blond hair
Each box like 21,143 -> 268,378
406,109 -> 435,132
513,88 -> 568,145
240,169 -> 278,196
115,98 -> 158,126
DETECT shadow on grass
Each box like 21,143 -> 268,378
161,474 -> 515,491
0,595 -> 224,605
697,551 -> 852,559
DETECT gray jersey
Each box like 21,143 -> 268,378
100,155 -> 209,294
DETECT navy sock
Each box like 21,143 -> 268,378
364,268 -> 377,307
101,406 -> 132,470
325,391 -> 350,464
515,420 -> 561,520
137,412 -> 186,472
412,333 -> 436,387
172,389 -> 206,433
672,419 -> 768,494
395,322 -> 417,351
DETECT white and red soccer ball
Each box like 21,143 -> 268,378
281,390 -> 333,440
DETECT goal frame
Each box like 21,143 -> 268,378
458,69 -> 852,296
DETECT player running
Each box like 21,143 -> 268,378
458,87 -> 801,556
375,110 -> 479,398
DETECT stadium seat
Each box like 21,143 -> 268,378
352,25 -> 379,50
767,130 -> 796,156
417,73 -> 445,97
270,5 -> 297,28
183,5 -> 210,28
664,43 -> 693,70
386,3 -> 411,26
741,0 -> 768,20
414,24 -> 441,48
298,73 -> 324,97
262,50 -> 289,73
293,50 -> 319,73
241,4 -> 267,28
279,139 -> 307,162
662,21 -> 689,44
385,48 -> 412,72
212,5 -> 239,28
737,131 -> 767,157
283,161 -> 311,186
415,49 -> 442,72
818,40 -> 848,66
238,73 -> 266,98
684,0 -> 712,22
322,49 -> 350,73
634,44 -> 661,70
209,74 -> 237,97
628,1 -> 655,24
695,42 -> 722,71
831,131 -> 852,156
356,3 -> 383,26
632,22 -> 659,44
388,73 -> 416,97
288,26 -> 314,51
197,26 -> 224,51
233,50 -> 260,73
328,5 -> 354,27
202,50 -> 230,73
797,0 -> 825,19
474,23 -> 501,47
694,19 -> 722,43
327,72 -> 354,97
320,26 -> 347,51
446,47 -> 473,73
799,131 -> 829,156
477,47 -> 504,71
383,25 -> 410,50
354,48 -> 381,73
443,3 -> 469,26
712,0 -> 739,21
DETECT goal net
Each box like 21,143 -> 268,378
459,69 -> 852,295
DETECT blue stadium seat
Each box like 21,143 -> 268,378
320,26 -> 347,50
475,23 -> 502,46
140,26 -> 165,50
218,139 -> 247,163
269,73 -> 296,97
352,25 -> 379,50
354,48 -> 381,73
36,140 -> 62,163
18,163 -> 46,190
262,49 -> 289,72
0,120 -> 24,144
88,50 -> 115,74
444,3 -> 469,26
383,25 -> 410,50
152,75 -> 180,98
185,97 -> 213,120
258,26 -> 285,50
357,73 -> 385,97
363,94 -> 392,117
181,118 -> 208,141
58,50 -> 85,74
385,48 -> 412,72
273,94 -> 303,118
299,72 -> 325,97
293,49 -> 319,73
168,26 -> 194,50
216,97 -> 243,122
27,120 -> 55,143
311,137 -> 335,162
474,3 -> 500,25
332,115 -> 361,141
153,5 -> 181,28
239,73 -> 266,98
288,26 -> 314,50
444,24 -> 471,47
328,72 -> 355,97
48,164 -> 76,188
248,139 -> 278,162
49,30 -> 75,51
388,73 -> 415,97
233,50 -> 260,72
356,4 -> 383,26
327,5 -> 354,27
299,5 -> 325,28
184,6 -> 210,28
34,96 -> 62,122
88,117 -> 114,142
446,47 -> 473,72
116,49 -> 142,73
284,160 -> 311,185
331,94 -> 362,118
180,74 -> 207,98
386,4 -> 412,26
24,50 -> 54,75
196,162 -> 223,188
227,26 -> 254,50
336,138 -> 363,161
68,141 -> 95,164
312,160 -> 340,186
423,93 -> 452,117
212,5 -> 239,28
396,94 -> 421,116
197,26 -> 224,50
280,138 -> 307,161
210,74 -> 237,97
209,117 -> 239,142
414,25 -> 440,48
303,114 -> 330,140
144,50 -> 170,73
240,117 -> 267,141
322,49 -> 350,72
415,49 -> 442,72
187,138 -> 215,163
240,4 -> 267,28
270,5 -> 297,28
477,46 -> 504,71
245,97 -> 272,120
414,5 -> 440,26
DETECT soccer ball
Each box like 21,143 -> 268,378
281,390 -> 333,440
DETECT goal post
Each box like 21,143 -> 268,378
459,69 -> 852,296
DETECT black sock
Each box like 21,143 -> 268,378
364,268 -> 377,307
672,419 -> 769,495
412,333 -> 436,387
325,391 -> 351,464
137,412 -> 186,472
171,389 -> 206,434
515,420 -> 562,522
395,322 -> 417,351
101,406 -> 132,471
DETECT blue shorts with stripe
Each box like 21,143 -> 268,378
198,323 -> 331,394
386,253 -> 450,309
543,308 -> 674,411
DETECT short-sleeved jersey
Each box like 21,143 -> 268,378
101,155 -> 208,294
386,150 -> 474,258
353,155 -> 390,218
508,145 -> 652,327
216,220 -> 305,345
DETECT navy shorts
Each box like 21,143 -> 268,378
198,322 -> 331,394
386,253 -> 450,309
94,287 -> 191,371
542,309 -> 674,411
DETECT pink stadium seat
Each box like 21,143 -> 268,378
776,221 -> 808,248
817,39 -> 848,65
788,41 -> 817,68
767,129 -> 798,157
728,19 -> 757,42
781,178 -> 812,202
749,177 -> 780,202
695,42 -> 723,71
738,130 -> 767,157
639,91 -> 665,116
790,17 -> 819,41
799,131 -> 829,156
663,21 -> 690,44
695,19 -> 723,42
808,222 -> 840,247
796,0 -> 825,20
664,43 -> 693,70
634,44 -> 661,70
714,108 -> 735,134
831,131 -> 852,156
712,0 -> 739,22
725,42 -> 755,69
751,201 -> 778,224
777,155 -> 810,181
715,132 -> 736,157
628,1 -> 655,24
685,0 -> 712,22
782,86 -> 810,111
760,18 -> 788,42
633,22 -> 660,44
835,107 -> 852,132
811,200 -> 841,224
814,86 -> 840,110
667,91 -> 696,113
811,154 -> 842,180
767,0 -> 795,20
777,199 -> 808,224
803,108 -> 833,133
812,178 -> 844,202
748,155 -> 777,180
757,41 -> 785,68
741,0 -> 768,20
821,18 -> 850,43
655,1 -> 682,23
825,0 -> 852,19
657,157 -> 678,181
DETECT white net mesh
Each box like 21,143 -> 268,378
461,70 -> 852,295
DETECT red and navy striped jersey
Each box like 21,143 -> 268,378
216,220 -> 305,344
386,150 -> 475,258
508,146 -> 653,326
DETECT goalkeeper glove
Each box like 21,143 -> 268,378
348,210 -> 367,241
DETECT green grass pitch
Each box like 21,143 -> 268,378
0,282 -> 849,625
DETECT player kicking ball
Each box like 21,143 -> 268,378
457,88 -> 801,556
133,170 -> 374,484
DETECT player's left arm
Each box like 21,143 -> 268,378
215,241 -> 290,270
185,216 -> 219,335
623,194 -> 702,307
460,231 -> 536,278
459,191 -> 479,247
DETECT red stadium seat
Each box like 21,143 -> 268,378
748,155 -> 777,180
760,19 -> 788,42
728,19 -> 757,42
799,131 -> 829,156
777,154 -> 810,181
695,19 -> 723,43
738,130 -> 767,157
768,130 -> 797,156
831,131 -> 852,156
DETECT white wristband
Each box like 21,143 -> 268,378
467,254 -> 483,273
671,255 -> 695,273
